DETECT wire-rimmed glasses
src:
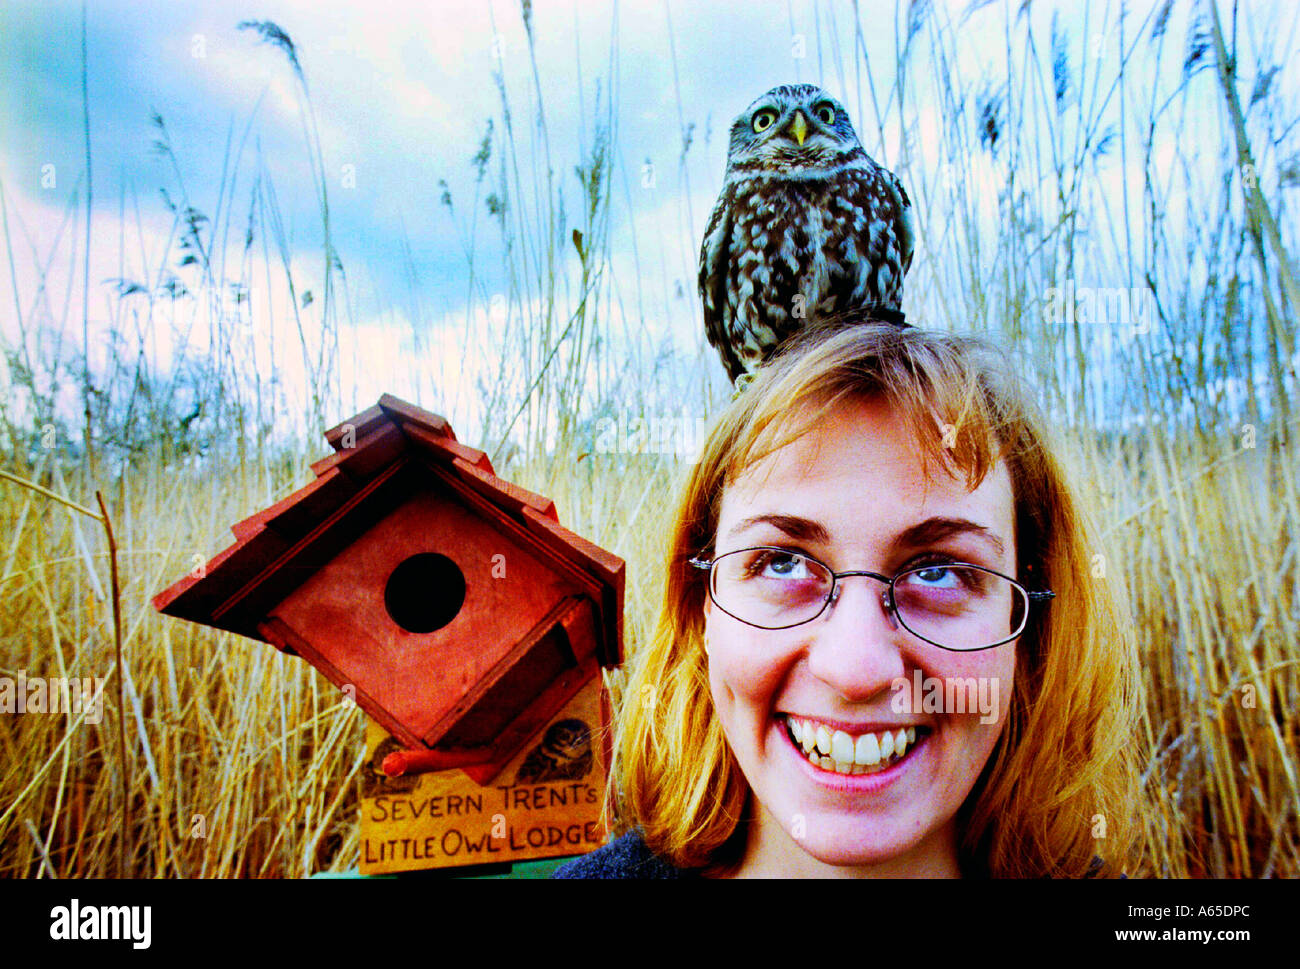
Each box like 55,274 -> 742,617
689,546 -> 1055,652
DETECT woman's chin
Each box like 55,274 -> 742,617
789,818 -> 928,871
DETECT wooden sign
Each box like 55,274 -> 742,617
359,677 -> 608,873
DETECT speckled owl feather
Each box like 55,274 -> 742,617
700,83 -> 915,385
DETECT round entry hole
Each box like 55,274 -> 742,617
384,553 -> 466,633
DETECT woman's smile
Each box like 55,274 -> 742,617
779,714 -> 927,775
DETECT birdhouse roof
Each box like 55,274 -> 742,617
152,394 -> 625,668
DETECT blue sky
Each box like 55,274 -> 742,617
2,0 -> 885,300
0,0 -> 1293,442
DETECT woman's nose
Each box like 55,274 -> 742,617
804,577 -> 908,701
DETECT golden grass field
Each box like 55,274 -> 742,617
0,422 -> 1296,877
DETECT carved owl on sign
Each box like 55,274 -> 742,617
699,84 -> 915,386
515,719 -> 593,784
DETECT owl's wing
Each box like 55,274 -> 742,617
883,170 -> 915,277
699,186 -> 747,384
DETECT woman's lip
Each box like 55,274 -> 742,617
774,716 -> 927,792
778,712 -> 930,734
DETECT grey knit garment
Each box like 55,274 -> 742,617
551,832 -> 691,879
552,830 -> 1119,878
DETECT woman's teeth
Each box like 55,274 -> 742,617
785,716 -> 920,775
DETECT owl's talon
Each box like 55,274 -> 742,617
732,372 -> 756,399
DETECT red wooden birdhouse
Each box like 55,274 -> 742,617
153,394 -> 624,787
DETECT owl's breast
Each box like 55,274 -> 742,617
725,169 -> 903,342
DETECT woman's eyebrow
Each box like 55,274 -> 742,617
722,514 -> 1006,558
895,517 -> 1006,557
723,513 -> 830,544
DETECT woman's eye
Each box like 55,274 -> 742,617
752,110 -> 777,133
900,555 -> 969,588
911,565 -> 957,587
744,550 -> 810,580
765,555 -> 807,578
815,104 -> 835,124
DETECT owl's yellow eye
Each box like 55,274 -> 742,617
815,103 -> 836,125
752,110 -> 777,133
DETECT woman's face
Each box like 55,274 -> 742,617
704,396 -> 1019,876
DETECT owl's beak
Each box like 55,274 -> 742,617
789,110 -> 808,146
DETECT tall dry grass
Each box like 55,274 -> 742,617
1,0 -> 1297,877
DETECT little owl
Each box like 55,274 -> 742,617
699,83 -> 914,387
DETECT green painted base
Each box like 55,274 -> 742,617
311,854 -> 574,879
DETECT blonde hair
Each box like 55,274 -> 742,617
607,320 -> 1146,877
